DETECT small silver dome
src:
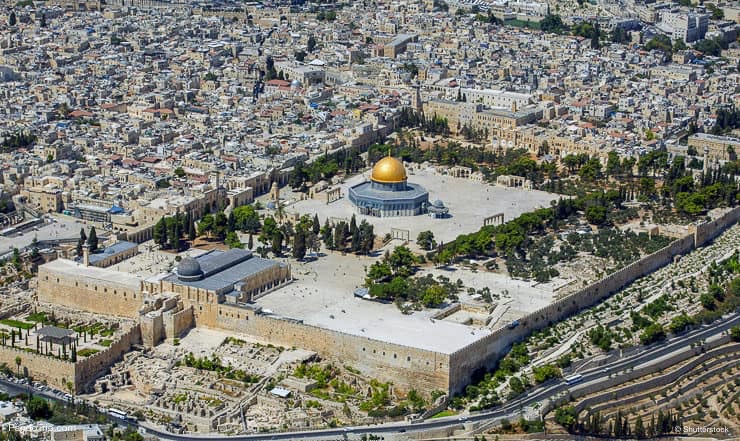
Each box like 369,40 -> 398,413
177,257 -> 203,281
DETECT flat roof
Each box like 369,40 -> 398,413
258,291 -> 490,354
41,259 -> 142,291
37,326 -> 75,339
164,249 -> 286,293
88,241 -> 138,265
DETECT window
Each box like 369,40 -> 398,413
407,356 -> 411,361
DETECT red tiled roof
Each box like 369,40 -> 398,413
69,110 -> 94,118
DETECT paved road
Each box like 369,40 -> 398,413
135,313 -> 739,440
0,313 -> 735,440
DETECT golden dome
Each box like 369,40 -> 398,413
371,156 -> 407,183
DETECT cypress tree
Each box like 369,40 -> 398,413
312,214 -> 320,235
292,229 -> 306,260
87,226 -> 98,252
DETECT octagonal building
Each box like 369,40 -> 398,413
349,155 -> 435,217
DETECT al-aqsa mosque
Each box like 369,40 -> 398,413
348,155 -> 448,218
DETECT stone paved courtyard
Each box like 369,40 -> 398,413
273,166 -> 558,243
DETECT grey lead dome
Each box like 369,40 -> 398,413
176,257 -> 204,281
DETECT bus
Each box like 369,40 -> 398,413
564,374 -> 583,386
108,408 -> 128,420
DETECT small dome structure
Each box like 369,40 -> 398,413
176,257 -> 203,281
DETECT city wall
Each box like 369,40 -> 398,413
212,304 -> 451,395
37,266 -> 143,318
0,326 -> 140,394
693,206 -> 740,247
0,346 -> 76,392
448,206 -> 739,394
74,325 -> 141,392
164,307 -> 194,341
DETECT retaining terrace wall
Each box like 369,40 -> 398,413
213,303 -> 451,395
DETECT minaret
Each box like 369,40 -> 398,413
411,83 -> 422,113
703,146 -> 709,175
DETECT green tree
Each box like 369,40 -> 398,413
198,213 -> 215,237
307,35 -> 317,52
555,406 -> 578,431
509,376 -> 525,395
292,229 -> 306,260
635,415 -> 646,438
669,314 -> 695,334
540,14 -> 566,34
271,231 -> 283,256
233,205 -> 261,233
9,10 -> 16,27
532,364 -> 561,383
153,217 -> 167,247
174,167 -> 186,178
585,205 -> 607,225
388,246 -> 416,277
421,285 -> 446,307
645,34 -> 673,54
699,292 -> 716,310
731,325 -> 740,342
366,261 -> 392,284
640,323 -> 666,345
87,226 -> 98,252
10,247 -> 20,271
76,227 -> 87,256
417,231 -> 436,251
225,231 -> 243,249
26,396 -> 51,419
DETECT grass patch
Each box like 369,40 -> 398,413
431,410 -> 456,418
98,340 -> 112,347
26,313 -> 49,323
76,349 -> 99,357
0,319 -> 35,330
